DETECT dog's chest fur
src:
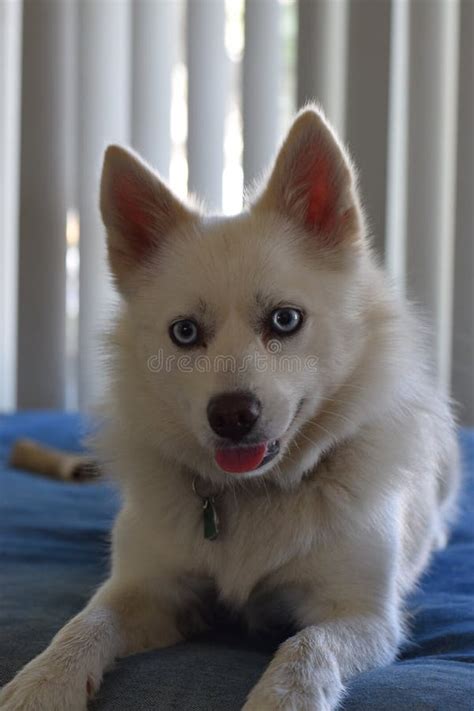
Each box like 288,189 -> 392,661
124,460 -> 325,608
131,456 -> 362,620
184,477 -> 321,603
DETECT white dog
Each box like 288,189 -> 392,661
0,107 -> 459,711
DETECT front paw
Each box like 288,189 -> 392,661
0,652 -> 89,711
243,685 -> 339,711
242,659 -> 343,711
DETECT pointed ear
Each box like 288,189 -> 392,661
100,145 -> 196,294
253,107 -> 363,247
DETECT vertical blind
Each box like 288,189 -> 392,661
0,0 -> 472,424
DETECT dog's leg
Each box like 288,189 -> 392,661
243,611 -> 400,711
243,509 -> 402,711
0,578 -> 183,711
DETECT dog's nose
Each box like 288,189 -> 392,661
207,391 -> 262,441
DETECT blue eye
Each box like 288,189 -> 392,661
270,308 -> 303,335
170,319 -> 200,347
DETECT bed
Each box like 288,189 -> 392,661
1,411 -> 473,710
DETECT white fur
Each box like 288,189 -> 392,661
0,107 -> 459,711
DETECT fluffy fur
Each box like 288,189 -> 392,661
0,107 -> 459,711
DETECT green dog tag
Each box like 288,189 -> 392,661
203,497 -> 219,540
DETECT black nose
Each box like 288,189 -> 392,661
207,391 -> 262,441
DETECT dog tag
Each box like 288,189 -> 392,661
203,497 -> 219,540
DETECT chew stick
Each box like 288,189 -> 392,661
9,438 -> 100,482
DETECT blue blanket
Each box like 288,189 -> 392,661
1,412 -> 473,710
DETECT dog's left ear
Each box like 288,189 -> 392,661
253,107 -> 362,247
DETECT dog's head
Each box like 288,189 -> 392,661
100,107 -> 376,486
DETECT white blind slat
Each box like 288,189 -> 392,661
17,0 -> 74,409
186,0 -> 228,210
243,0 -> 281,188
345,0 -> 392,260
404,0 -> 460,389
0,0 -> 21,411
131,0 -> 179,178
297,0 -> 348,138
452,0 -> 474,423
386,0 -> 409,286
77,0 -> 131,410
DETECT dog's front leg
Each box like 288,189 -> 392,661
244,516 -> 402,711
0,577 -> 183,711
243,611 -> 400,711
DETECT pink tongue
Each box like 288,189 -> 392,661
215,443 -> 267,474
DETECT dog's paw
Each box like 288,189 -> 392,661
242,648 -> 343,711
0,651 -> 90,711
243,684 -> 339,711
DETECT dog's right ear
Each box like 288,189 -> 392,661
100,145 -> 195,294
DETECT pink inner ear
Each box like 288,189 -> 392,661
298,152 -> 339,236
114,174 -> 154,257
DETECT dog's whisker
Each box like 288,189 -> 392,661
334,382 -> 371,392
304,420 -> 334,440
322,396 -> 360,407
317,409 -> 357,427
297,431 -> 328,450
261,476 -> 271,506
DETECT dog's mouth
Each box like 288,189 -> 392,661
214,439 -> 280,474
